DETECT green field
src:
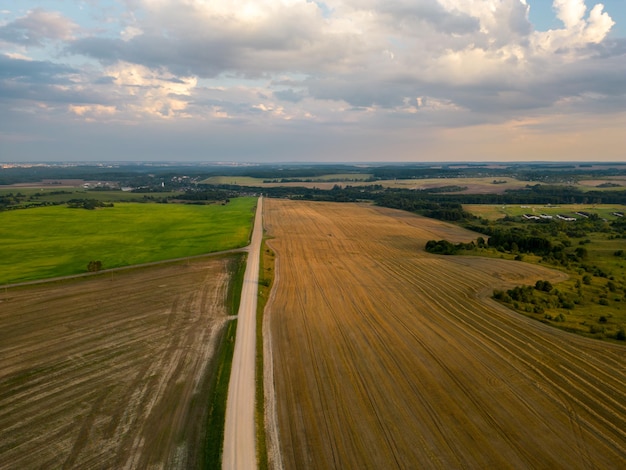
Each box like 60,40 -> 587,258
0,187 -> 183,207
464,203 -> 625,221
0,197 -> 256,285
460,204 -> 626,341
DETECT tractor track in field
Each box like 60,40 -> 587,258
0,255 -> 238,469
264,199 -> 626,470
1,246 -> 247,290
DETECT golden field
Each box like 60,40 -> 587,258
263,199 -> 626,469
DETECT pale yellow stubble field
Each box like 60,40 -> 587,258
264,199 -> 626,469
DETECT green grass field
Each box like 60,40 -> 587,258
461,204 -> 626,341
464,204 -> 625,221
0,188 -> 183,206
0,198 -> 256,285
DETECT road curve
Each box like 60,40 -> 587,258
223,196 -> 263,470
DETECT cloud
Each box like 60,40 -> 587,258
2,0 -> 624,162
554,0 -> 587,29
0,54 -> 76,84
0,9 -> 78,46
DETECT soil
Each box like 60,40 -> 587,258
264,199 -> 626,469
0,256 -> 236,469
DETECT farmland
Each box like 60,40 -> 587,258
0,255 -> 240,469
0,197 -> 256,285
463,203 -> 626,221
457,204 -> 626,340
200,175 -> 530,193
264,199 -> 626,469
200,174 -> 626,194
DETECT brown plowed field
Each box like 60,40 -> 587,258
0,256 -> 237,469
264,200 -> 626,469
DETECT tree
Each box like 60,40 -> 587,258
535,280 -> 553,292
88,260 -> 102,272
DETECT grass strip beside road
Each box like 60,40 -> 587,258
0,197 -> 256,285
204,251 -> 250,468
203,320 -> 237,470
227,253 -> 247,316
255,239 -> 275,470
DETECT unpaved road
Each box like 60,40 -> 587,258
264,199 -> 626,469
223,197 -> 263,470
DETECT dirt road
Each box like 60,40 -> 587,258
223,197 -> 263,470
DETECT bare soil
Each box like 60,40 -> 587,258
264,199 -> 626,469
0,256 -> 237,469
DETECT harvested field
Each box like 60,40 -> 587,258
0,256 -> 238,469
264,199 -> 626,469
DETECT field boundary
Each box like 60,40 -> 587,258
1,247 -> 247,290
262,237 -> 284,470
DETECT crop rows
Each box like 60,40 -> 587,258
264,200 -> 626,469
0,256 -> 237,469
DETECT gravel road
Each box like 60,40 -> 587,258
222,197 -> 263,470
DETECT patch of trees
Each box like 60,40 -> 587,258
66,199 -> 114,210
0,192 -> 27,208
421,185 -> 468,193
493,279 -> 626,340
486,228 -> 553,255
493,281 -> 575,314
87,260 -> 102,272
370,166 -> 466,180
425,239 -> 479,255
177,188 -> 235,202
375,192 -> 475,221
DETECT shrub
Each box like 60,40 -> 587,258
425,239 -> 458,255
87,260 -> 102,272
589,324 -> 605,334
535,280 -> 553,292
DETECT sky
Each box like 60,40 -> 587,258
0,0 -> 625,163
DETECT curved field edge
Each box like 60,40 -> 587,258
0,197 -> 256,285
0,255 -> 240,469
264,199 -> 626,469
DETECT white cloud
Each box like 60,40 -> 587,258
584,3 -> 615,43
2,0 -> 624,162
553,0 -> 587,29
69,104 -> 116,120
532,1 -> 614,53
104,62 -> 197,118
0,9 -> 78,46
